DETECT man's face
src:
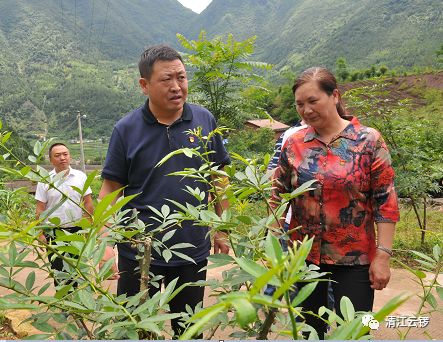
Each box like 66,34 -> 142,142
139,59 -> 188,118
49,145 -> 71,173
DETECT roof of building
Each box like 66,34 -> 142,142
245,119 -> 289,132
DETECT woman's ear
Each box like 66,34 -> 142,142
332,88 -> 340,105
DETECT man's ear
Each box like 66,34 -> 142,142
139,78 -> 149,96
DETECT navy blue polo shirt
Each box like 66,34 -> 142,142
102,101 -> 230,266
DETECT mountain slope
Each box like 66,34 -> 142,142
0,0 -> 197,64
192,0 -> 443,70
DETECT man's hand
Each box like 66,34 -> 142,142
213,231 -> 229,254
369,250 -> 391,290
100,245 -> 120,280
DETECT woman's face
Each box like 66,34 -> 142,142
294,80 -> 339,130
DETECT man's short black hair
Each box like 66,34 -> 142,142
138,44 -> 184,79
48,142 -> 68,157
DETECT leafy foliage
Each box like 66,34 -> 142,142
0,123 -> 409,339
178,31 -> 272,127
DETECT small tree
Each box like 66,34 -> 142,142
177,31 -> 272,128
336,57 -> 349,82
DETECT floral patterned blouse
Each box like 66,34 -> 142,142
271,116 -> 399,266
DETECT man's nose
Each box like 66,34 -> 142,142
304,106 -> 313,114
170,79 -> 180,91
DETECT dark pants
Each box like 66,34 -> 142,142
118,255 -> 207,338
299,264 -> 374,339
46,227 -> 81,287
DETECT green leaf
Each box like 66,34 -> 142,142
234,257 -> 267,278
290,282 -> 317,307
25,271 -> 36,291
162,249 -> 173,263
1,131 -> 12,144
135,321 -> 162,335
180,303 -> 225,340
92,241 -> 107,266
37,282 -> 51,296
432,245 -> 441,261
33,140 -> 42,156
169,242 -> 194,250
82,170 -> 97,195
160,277 -> 179,307
24,334 -> 52,340
236,215 -> 252,224
426,293 -> 438,309
231,298 -> 256,328
340,296 -> 355,322
207,253 -> 234,267
171,250 -> 196,264
161,204 -> 171,217
48,217 -> 61,226
436,286 -> 443,301
162,229 -> 176,243
265,233 -> 283,266
54,284 -> 73,299
78,290 -> 95,310
410,250 -> 436,263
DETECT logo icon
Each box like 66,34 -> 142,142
361,314 -> 380,330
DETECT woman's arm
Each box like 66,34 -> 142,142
369,222 -> 395,290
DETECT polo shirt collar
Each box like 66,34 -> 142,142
304,116 -> 361,142
142,100 -> 193,125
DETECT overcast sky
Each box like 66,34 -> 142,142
177,0 -> 212,13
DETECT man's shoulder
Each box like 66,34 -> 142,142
69,168 -> 87,178
282,125 -> 308,143
187,103 -> 214,119
115,105 -> 144,129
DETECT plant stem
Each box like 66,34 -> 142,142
139,237 -> 152,303
402,255 -> 442,339
285,290 -> 298,340
258,307 -> 277,340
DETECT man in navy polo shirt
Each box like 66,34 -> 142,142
98,44 -> 230,337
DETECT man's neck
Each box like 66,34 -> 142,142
148,104 -> 183,126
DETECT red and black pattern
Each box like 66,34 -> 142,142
271,117 -> 399,266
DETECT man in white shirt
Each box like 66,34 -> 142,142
35,143 -> 93,284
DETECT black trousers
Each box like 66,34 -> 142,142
46,227 -> 81,287
299,264 -> 374,339
118,255 -> 207,338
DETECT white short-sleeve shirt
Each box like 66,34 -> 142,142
281,124 -> 307,224
35,167 -> 92,227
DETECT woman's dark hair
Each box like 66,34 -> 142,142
292,67 -> 347,117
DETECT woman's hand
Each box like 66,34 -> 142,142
369,250 -> 391,290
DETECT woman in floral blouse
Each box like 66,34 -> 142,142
271,67 -> 399,338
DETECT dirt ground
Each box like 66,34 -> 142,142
2,251 -> 442,340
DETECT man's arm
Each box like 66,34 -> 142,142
99,179 -> 124,201
98,178 -> 124,280
36,200 -> 46,219
82,194 -> 94,219
36,200 -> 47,244
211,175 -> 230,254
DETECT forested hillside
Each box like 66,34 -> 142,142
194,0 -> 443,70
0,0 -> 442,140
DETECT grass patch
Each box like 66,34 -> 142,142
393,204 -> 443,267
